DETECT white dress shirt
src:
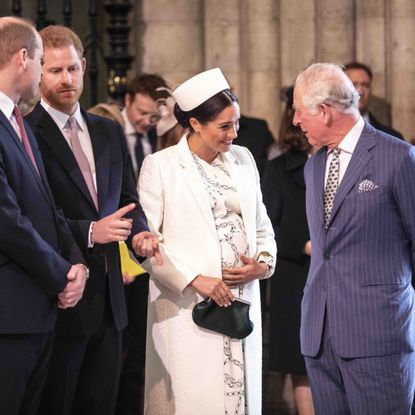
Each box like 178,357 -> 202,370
41,99 -> 97,247
41,99 -> 97,189
324,116 -> 365,187
0,91 -> 21,139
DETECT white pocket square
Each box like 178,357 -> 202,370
358,179 -> 380,193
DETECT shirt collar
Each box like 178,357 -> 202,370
41,99 -> 84,131
121,107 -> 135,136
0,91 -> 16,120
333,116 -> 365,155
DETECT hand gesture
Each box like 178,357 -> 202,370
58,264 -> 88,309
191,275 -> 234,307
132,231 -> 162,265
92,203 -> 135,244
122,271 -> 136,285
304,240 -> 312,256
222,254 -> 268,288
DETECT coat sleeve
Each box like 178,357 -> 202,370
242,147 -> 277,277
116,122 -> 149,239
393,146 -> 415,268
138,154 -> 202,294
0,151 -> 70,296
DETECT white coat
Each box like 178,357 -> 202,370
139,136 -> 276,415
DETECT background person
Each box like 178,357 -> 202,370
117,73 -> 169,415
121,73 -> 169,180
344,61 -> 404,139
262,85 -> 315,415
138,68 -> 276,414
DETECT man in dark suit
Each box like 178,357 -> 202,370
26,25 -> 160,415
121,74 -> 168,180
117,74 -> 169,415
0,17 -> 87,415
293,63 -> 415,414
345,61 -> 404,140
235,115 -> 275,178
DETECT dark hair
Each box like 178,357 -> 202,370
278,103 -> 310,154
344,61 -> 373,80
174,89 -> 238,130
126,73 -> 169,101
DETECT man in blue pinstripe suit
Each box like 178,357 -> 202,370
293,63 -> 415,414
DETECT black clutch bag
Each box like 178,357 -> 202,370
192,297 -> 254,339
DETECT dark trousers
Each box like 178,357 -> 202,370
38,322 -> 122,415
116,275 -> 148,415
0,331 -> 54,415
305,323 -> 415,415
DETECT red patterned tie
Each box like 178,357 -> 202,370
13,105 -> 40,175
66,116 -> 99,210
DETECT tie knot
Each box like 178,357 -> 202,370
67,116 -> 78,131
13,105 -> 22,121
332,147 -> 341,158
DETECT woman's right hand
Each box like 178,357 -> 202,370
191,275 -> 234,307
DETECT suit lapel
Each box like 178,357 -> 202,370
0,111 -> 54,207
30,104 -> 99,213
177,137 -> 217,238
82,110 -> 109,214
328,126 -> 377,227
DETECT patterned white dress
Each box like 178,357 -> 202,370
192,152 -> 249,415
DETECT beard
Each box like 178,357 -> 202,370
41,84 -> 83,114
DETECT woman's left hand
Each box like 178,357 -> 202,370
222,254 -> 268,288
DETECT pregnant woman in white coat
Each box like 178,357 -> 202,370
138,68 -> 276,415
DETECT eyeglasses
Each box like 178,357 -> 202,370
135,108 -> 162,125
147,112 -> 162,125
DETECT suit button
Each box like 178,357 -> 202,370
324,253 -> 330,260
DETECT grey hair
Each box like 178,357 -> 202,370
295,63 -> 360,116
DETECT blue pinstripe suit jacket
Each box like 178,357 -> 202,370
301,123 -> 415,358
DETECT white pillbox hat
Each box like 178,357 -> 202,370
172,68 -> 230,112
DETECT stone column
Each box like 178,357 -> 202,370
204,0 -> 241,92
280,0 -> 316,87
241,0 -> 279,135
388,0 -> 415,140
315,0 -> 355,63
132,0 -> 204,88
355,0 -> 387,96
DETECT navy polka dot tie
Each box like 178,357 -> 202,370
324,147 -> 340,228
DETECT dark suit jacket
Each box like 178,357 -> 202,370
302,124 -> 415,358
368,112 -> 404,140
262,149 -> 310,373
0,110 -> 83,334
26,103 -> 150,336
235,115 -> 274,178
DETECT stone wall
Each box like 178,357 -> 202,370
132,0 -> 415,142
